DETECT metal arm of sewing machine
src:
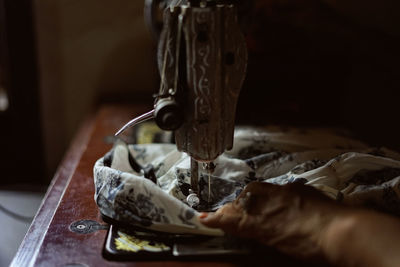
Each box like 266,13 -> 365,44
116,0 -> 247,210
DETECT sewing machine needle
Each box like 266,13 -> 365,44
115,109 -> 155,136
208,170 -> 211,204
190,158 -> 199,194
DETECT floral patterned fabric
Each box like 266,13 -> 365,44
94,126 -> 400,235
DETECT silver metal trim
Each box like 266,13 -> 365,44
114,109 -> 155,136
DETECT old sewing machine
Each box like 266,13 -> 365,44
116,0 -> 247,210
104,0 -> 251,260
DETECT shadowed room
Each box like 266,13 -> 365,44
1,0 -> 400,266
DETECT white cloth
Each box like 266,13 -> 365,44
94,126 -> 400,235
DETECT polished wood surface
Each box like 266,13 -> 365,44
11,105 -> 309,267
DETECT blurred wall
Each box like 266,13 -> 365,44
34,0 -> 157,179
32,0 -> 400,180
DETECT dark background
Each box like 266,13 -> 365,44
0,0 -> 44,185
0,0 -> 399,185
236,0 -> 400,151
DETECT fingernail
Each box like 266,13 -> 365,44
199,212 -> 208,219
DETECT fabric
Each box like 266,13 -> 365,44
94,126 -> 400,235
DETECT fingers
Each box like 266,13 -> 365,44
199,204 -> 244,233
199,182 -> 279,232
198,181 -> 338,262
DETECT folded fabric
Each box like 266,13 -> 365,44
94,126 -> 400,235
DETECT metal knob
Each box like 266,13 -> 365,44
154,98 -> 183,131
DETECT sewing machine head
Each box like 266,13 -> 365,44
116,0 -> 247,209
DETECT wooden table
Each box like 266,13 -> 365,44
11,105 -> 309,267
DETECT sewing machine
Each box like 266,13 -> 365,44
116,0 -> 247,210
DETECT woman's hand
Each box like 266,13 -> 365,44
199,182 -> 345,262
200,181 -> 400,267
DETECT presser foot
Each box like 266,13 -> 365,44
186,190 -> 215,212
188,158 -> 216,211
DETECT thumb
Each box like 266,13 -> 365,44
198,209 -> 243,233
198,212 -> 223,228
